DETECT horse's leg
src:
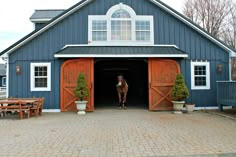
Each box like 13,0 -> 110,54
123,92 -> 127,109
118,92 -> 122,108
119,93 -> 124,108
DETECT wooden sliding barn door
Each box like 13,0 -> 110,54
60,59 -> 94,112
148,59 -> 180,111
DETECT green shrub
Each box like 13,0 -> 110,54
74,73 -> 89,101
170,74 -> 189,101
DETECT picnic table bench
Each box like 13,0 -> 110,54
0,97 -> 44,119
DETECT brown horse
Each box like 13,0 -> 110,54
116,75 -> 128,109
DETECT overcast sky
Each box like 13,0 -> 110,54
0,0 -> 185,54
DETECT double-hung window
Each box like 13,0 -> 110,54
191,61 -> 210,90
92,20 -> 107,41
30,63 -> 51,91
135,21 -> 151,41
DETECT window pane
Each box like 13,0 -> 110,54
92,20 -> 107,41
92,20 -> 107,30
112,9 -> 131,18
35,78 -> 47,88
194,66 -> 206,75
35,67 -> 39,72
135,21 -> 151,41
136,21 -> 150,30
111,20 -> 131,40
136,31 -> 150,41
194,77 -> 206,86
92,31 -> 107,41
34,66 -> 48,88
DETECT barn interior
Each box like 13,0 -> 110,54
94,59 -> 149,109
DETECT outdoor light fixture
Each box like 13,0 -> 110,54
217,64 -> 222,72
16,65 -> 21,74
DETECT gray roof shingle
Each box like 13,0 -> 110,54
30,9 -> 65,22
54,45 -> 188,57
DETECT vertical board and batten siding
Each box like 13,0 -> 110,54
9,0 -> 229,109
0,76 -> 3,87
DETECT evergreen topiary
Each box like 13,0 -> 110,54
170,74 -> 189,101
74,73 -> 89,101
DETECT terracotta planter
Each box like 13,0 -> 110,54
185,104 -> 195,113
75,101 -> 87,115
172,101 -> 185,113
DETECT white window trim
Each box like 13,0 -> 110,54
88,3 -> 154,46
2,77 -> 6,87
191,61 -> 210,90
30,62 -> 51,91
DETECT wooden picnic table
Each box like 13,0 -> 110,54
0,99 -> 37,119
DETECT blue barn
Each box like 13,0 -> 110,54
1,0 -> 236,112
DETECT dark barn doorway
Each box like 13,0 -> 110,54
94,59 -> 148,109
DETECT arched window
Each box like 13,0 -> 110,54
88,3 -> 154,45
111,9 -> 131,18
111,9 -> 132,40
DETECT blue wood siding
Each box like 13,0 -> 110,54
9,0 -> 230,109
0,76 -> 3,87
35,23 -> 47,30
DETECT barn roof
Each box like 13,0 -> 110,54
0,0 -> 235,56
54,45 -> 188,58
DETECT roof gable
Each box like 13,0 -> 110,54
0,0 -> 93,56
0,0 -> 235,56
149,0 -> 235,53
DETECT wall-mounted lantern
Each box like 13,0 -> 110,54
16,65 -> 21,74
217,64 -> 222,73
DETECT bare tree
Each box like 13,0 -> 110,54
183,0 -> 234,38
222,3 -> 236,49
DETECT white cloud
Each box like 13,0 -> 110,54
0,0 -> 185,52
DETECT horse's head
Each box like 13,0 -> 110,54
117,75 -> 124,87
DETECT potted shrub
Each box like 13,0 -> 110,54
170,74 -> 189,113
74,73 -> 89,115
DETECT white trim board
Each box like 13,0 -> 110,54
1,0 -> 94,56
42,107 -> 232,112
54,54 -> 188,58
30,19 -> 52,23
42,109 -> 61,113
216,81 -> 236,83
62,44 -> 179,48
6,55 -> 9,98
149,0 -> 234,53
193,106 -> 232,110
